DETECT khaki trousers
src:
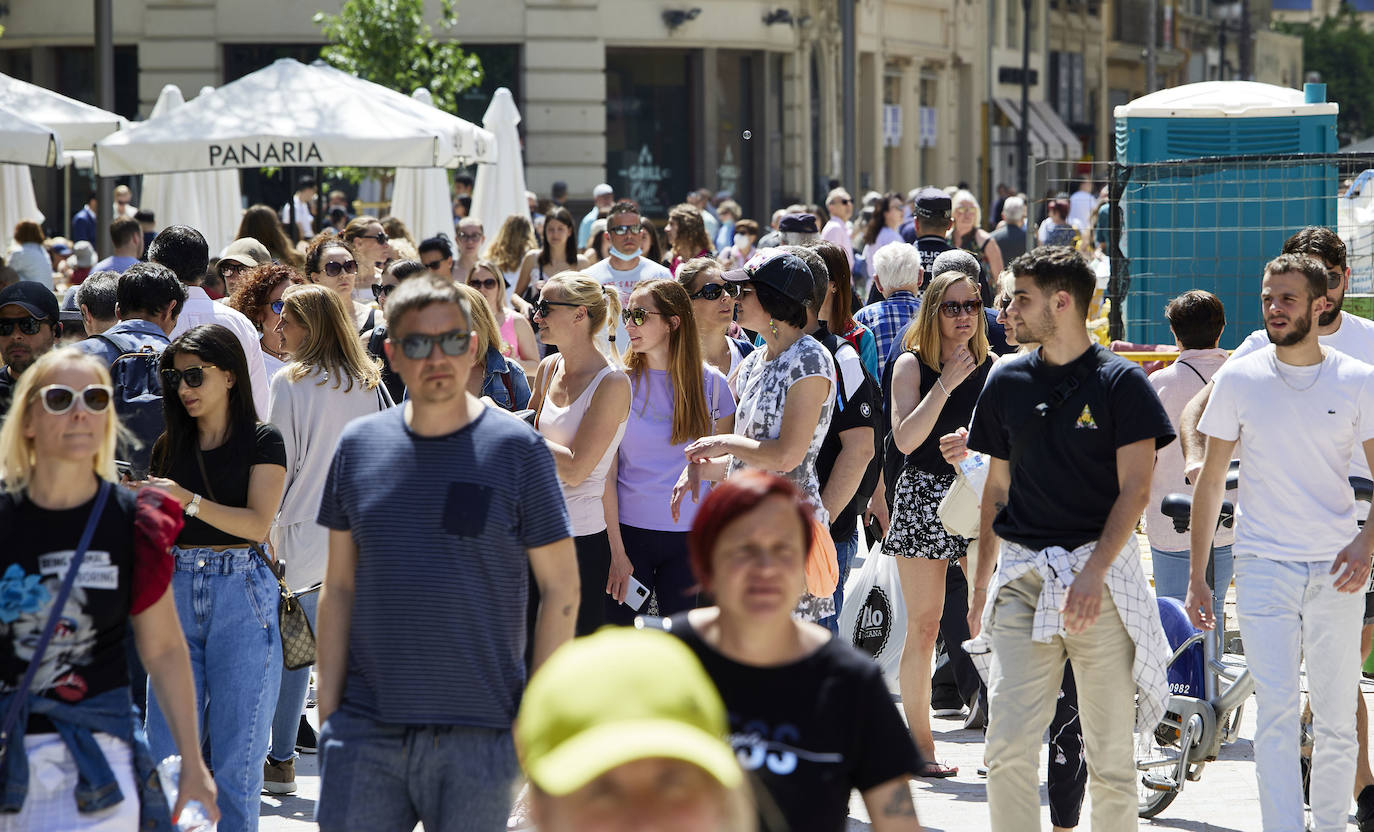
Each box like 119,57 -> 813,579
985,571 -> 1138,832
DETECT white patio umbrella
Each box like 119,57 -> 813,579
138,84 -> 243,252
0,72 -> 125,150
0,165 -> 45,251
389,88 -> 460,241
94,59 -> 458,176
0,103 -> 62,167
471,88 -> 530,239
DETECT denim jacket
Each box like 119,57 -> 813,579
480,346 -> 531,411
0,687 -> 172,830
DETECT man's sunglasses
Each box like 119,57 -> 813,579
398,329 -> 472,360
322,260 -> 358,278
159,365 -> 216,389
938,299 -> 984,318
1328,268 -> 1344,289
38,384 -> 112,415
357,232 -> 389,245
534,299 -> 579,318
469,278 -> 501,291
622,308 -> 667,327
689,282 -> 741,302
422,259 -> 447,271
219,261 -> 250,277
0,317 -> 48,337
371,284 -> 396,300
609,224 -> 642,237
831,197 -> 852,206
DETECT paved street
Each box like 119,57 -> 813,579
259,536 -> 1355,831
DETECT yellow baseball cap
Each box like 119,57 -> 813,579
515,627 -> 743,797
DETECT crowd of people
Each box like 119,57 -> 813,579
0,166 -> 1369,832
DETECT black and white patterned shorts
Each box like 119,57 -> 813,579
882,466 -> 970,561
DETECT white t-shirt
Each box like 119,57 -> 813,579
1231,310 -> 1374,478
1199,346 -> 1374,561
583,256 -> 673,347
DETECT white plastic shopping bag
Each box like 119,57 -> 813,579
838,551 -> 907,694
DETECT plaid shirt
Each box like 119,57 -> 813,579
854,290 -> 921,377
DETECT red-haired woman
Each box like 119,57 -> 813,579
660,470 -> 924,832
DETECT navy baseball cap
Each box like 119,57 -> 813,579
0,282 -> 60,322
913,188 -> 952,220
778,212 -> 819,234
722,249 -> 814,307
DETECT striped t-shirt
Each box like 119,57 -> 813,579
318,406 -> 571,727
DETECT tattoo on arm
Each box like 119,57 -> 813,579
994,501 -> 1006,512
562,604 -> 574,617
882,782 -> 917,817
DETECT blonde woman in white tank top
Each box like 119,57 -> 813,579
530,272 -> 630,636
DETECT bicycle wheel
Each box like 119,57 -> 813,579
1135,726 -> 1180,818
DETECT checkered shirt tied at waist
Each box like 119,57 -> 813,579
963,535 -> 1171,732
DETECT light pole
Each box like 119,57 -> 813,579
1018,0 -> 1031,195
95,0 -> 114,258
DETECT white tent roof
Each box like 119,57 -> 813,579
0,72 -> 125,151
1115,81 -> 1338,119
0,103 -> 63,167
94,59 -> 471,176
390,88 -> 461,241
471,88 -> 530,245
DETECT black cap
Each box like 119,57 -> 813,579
778,212 -> 820,234
913,188 -> 952,221
551,180 -> 568,197
0,282 -> 60,322
722,249 -> 814,307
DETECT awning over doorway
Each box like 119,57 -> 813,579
992,98 -> 1084,160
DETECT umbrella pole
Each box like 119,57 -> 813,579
315,166 -> 324,236
95,0 -> 115,259
63,164 -> 71,239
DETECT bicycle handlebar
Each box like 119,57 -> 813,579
1163,468 -> 1373,534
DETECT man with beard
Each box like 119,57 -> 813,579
0,282 -> 61,418
1179,226 -> 1374,831
1188,253 -> 1374,832
964,246 -> 1174,832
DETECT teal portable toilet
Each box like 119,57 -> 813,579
1114,82 -> 1338,347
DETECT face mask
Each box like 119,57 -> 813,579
734,234 -> 751,250
610,246 -> 643,262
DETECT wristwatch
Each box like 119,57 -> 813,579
185,494 -> 202,518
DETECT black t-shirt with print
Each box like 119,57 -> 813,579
967,344 -> 1175,549
669,614 -> 919,832
155,422 -> 286,547
0,487 -> 151,726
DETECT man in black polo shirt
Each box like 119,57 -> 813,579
965,246 -> 1174,832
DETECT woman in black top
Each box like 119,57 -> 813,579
668,470 -> 922,832
883,271 -> 994,776
144,324 -> 287,832
0,347 -> 217,830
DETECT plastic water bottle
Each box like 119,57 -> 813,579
156,755 -> 217,832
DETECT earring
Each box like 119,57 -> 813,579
768,318 -> 779,337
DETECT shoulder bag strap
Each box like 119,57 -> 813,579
0,480 -> 112,758
1175,360 -> 1206,384
1008,351 -> 1105,473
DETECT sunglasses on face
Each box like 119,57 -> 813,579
1328,268 -> 1344,289
422,259 -> 447,271
357,232 -> 389,245
159,365 -> 216,390
38,384 -> 112,415
939,299 -> 984,318
622,307 -> 667,327
371,284 -> 396,300
219,262 -> 249,278
0,317 -> 46,337
469,278 -> 501,291
321,260 -> 358,278
398,329 -> 472,360
534,299 -> 579,318
609,224 -> 643,237
831,197 -> 852,206
689,282 -> 741,302
270,300 -> 286,315
457,232 -> 483,243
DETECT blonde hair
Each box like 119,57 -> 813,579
952,189 -> 982,227
624,279 -> 711,444
473,260 -> 510,312
455,283 -> 507,359
900,271 -> 990,373
545,272 -> 623,368
281,284 -> 383,392
485,214 -> 536,273
0,348 -> 120,494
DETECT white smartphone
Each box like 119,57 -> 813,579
623,576 -> 650,611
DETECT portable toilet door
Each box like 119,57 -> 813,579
1114,82 -> 1338,348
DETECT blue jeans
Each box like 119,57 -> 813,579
1151,544 -> 1233,614
145,546 -> 282,832
824,529 -> 860,635
316,710 -> 519,832
269,590 -> 319,761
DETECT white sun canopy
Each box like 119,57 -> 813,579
94,58 -> 493,176
0,72 -> 125,152
0,103 -> 63,167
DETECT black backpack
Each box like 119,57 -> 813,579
97,331 -> 168,480
816,330 -> 884,509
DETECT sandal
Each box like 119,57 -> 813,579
916,760 -> 959,778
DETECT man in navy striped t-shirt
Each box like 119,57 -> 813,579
313,275 -> 579,832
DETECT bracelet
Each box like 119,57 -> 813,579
936,378 -> 951,398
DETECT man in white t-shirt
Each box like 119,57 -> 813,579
582,202 -> 671,348
1190,253 -> 1374,832
1180,227 -> 1374,830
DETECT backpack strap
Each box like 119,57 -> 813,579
1175,360 -> 1206,384
1008,348 -> 1110,473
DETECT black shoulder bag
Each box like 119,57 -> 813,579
0,481 -> 111,761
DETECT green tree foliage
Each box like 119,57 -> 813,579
313,0 -> 483,115
1279,9 -> 1374,144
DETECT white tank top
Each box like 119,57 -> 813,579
536,356 -> 626,536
